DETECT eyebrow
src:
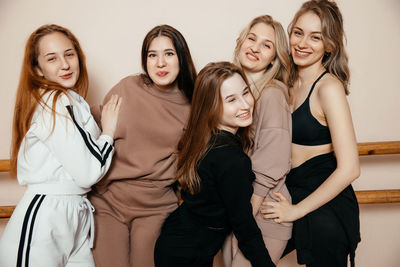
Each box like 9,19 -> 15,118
147,48 -> 176,53
44,48 -> 74,57
293,26 -> 322,35
224,94 -> 234,99
248,32 -> 274,45
224,86 -> 249,100
44,52 -> 56,57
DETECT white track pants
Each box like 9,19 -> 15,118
0,191 -> 95,267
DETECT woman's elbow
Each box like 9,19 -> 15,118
353,165 -> 361,181
338,159 -> 360,183
347,164 -> 360,183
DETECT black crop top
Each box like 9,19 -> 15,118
292,71 -> 332,146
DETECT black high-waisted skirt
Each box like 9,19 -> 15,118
285,152 -> 360,267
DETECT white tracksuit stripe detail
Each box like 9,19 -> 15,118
16,195 -> 46,267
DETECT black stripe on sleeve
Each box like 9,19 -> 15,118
103,145 -> 113,163
100,143 -> 107,154
66,105 -> 112,167
87,131 -> 100,152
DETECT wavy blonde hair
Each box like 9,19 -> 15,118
288,0 -> 350,94
233,15 -> 291,100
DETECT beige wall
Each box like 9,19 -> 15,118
0,0 -> 399,266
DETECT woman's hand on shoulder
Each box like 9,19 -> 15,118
101,94 -> 122,139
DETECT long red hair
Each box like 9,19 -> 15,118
177,62 -> 253,194
10,24 -> 89,176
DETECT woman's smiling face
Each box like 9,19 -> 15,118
290,11 -> 326,69
218,73 -> 254,134
36,32 -> 80,89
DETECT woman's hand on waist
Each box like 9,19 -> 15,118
260,192 -> 304,223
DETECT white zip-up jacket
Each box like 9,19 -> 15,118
17,89 -> 114,195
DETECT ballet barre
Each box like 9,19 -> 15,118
0,141 -> 399,218
0,159 -> 9,172
357,141 -> 400,156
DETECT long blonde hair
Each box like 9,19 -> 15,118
233,15 -> 291,100
288,0 -> 350,94
10,24 -> 88,176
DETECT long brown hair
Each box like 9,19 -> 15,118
288,0 -> 350,94
10,24 -> 89,176
177,62 -> 253,194
141,24 -> 197,102
234,15 -> 291,100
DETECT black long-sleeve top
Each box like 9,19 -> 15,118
181,130 -> 274,267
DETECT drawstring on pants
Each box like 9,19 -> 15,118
79,197 -> 95,248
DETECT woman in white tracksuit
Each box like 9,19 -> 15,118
0,24 -> 121,267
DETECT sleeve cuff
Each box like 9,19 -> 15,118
100,134 -> 114,145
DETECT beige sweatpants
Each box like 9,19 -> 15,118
222,233 -> 287,266
89,180 -> 178,267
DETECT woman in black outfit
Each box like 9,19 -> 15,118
261,1 -> 360,267
154,62 -> 275,267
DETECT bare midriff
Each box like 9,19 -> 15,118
291,143 -> 333,168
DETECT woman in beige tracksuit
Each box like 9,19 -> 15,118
223,15 -> 293,266
88,24 -> 196,267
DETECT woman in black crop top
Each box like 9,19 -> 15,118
260,1 -> 360,267
154,62 -> 275,267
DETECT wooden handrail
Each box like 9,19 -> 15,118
355,189 -> 400,204
0,140 -> 397,174
358,141 -> 400,156
0,206 -> 15,219
0,141 -> 399,219
0,141 -> 398,173
0,160 -> 10,172
0,189 -> 399,219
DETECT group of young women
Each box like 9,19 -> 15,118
0,0 -> 361,267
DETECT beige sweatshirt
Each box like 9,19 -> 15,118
251,79 -> 293,240
91,75 -> 190,194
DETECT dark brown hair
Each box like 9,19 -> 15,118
177,61 -> 253,194
10,24 -> 88,176
141,24 -> 197,102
